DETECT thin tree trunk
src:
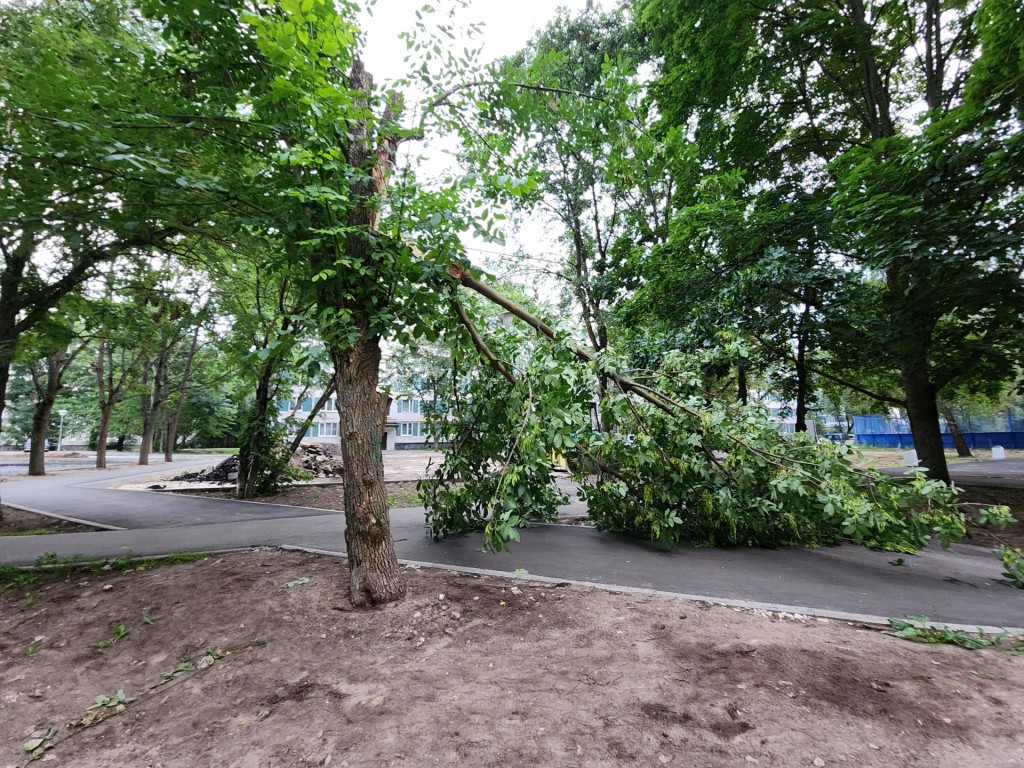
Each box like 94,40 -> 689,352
288,383 -> 336,455
737,364 -> 748,406
333,340 -> 405,607
139,349 -> 170,465
163,326 -> 201,463
96,404 -> 114,469
940,404 -> 972,458
237,359 -> 276,499
794,287 -> 814,433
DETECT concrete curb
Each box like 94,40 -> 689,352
278,545 -> 1024,636
0,503 -> 125,531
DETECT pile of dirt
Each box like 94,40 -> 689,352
290,444 -> 344,478
172,455 -> 239,483
1,549 -> 1022,767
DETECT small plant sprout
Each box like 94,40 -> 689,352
93,624 -> 129,649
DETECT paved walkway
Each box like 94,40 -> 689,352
1,458 -> 1022,631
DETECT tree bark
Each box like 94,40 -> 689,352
27,402 -> 52,476
315,58 -> 407,606
138,347 -> 170,465
901,362 -> 949,481
237,359 -> 277,499
333,340 -> 406,607
163,325 -> 201,462
940,403 -> 972,458
96,403 -> 114,469
27,352 -> 66,476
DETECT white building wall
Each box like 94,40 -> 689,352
279,390 -> 431,451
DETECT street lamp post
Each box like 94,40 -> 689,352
57,409 -> 68,452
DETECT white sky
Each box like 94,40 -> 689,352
359,0 -> 601,287
360,0 -> 597,83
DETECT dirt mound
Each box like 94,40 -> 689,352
290,444 -> 344,478
3,549 -> 1023,768
170,446 -> 343,484
172,454 -> 239,483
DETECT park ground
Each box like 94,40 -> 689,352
1,448 -> 1024,766
2,549 -> 1023,768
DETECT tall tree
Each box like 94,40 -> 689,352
0,0 -> 229,431
639,0 -> 1024,481
140,0 -> 463,605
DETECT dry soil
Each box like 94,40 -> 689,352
2,549 -> 1022,768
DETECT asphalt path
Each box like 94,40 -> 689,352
0,458 -> 336,529
881,458 -> 1024,488
1,458 -> 1023,630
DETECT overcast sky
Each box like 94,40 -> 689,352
360,0 -> 599,83
358,1 -> 603,286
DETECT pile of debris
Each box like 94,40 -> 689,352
170,445 -> 343,485
173,455 -> 240,483
290,444 -> 345,478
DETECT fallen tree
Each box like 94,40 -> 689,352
423,265 -> 1019,579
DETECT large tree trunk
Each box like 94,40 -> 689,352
27,403 -> 52,476
28,351 -> 69,476
902,362 -> 949,482
888,260 -> 948,481
333,340 -> 405,607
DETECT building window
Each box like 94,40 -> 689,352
318,422 -> 338,437
324,398 -> 337,412
399,422 -> 423,437
397,398 -> 421,414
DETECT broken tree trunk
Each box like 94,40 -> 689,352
320,59 -> 406,606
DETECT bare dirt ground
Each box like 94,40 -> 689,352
850,448 -> 1024,469
1,549 -> 1022,768
958,485 -> 1024,549
0,507 -> 97,537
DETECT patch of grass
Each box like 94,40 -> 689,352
0,564 -> 39,588
0,528 -> 59,537
885,615 -> 1007,650
0,551 -> 209,589
161,551 -> 208,564
176,448 -> 239,455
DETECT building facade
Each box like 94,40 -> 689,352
278,391 -> 433,451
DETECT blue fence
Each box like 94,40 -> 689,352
853,410 -> 1024,449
